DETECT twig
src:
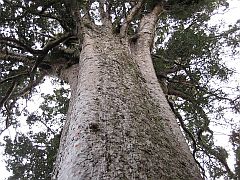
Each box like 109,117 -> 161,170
167,99 -> 206,176
0,72 -> 29,85
0,36 -> 40,54
0,80 -> 17,110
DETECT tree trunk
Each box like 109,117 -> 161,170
52,19 -> 202,179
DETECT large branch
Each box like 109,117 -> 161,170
30,32 -> 73,73
0,72 -> 29,85
0,51 -> 34,65
42,32 -> 73,53
135,4 -> 164,51
98,0 -> 111,27
120,0 -> 145,37
0,36 -> 40,54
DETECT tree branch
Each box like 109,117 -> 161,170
0,72 -> 29,85
0,36 -> 40,54
0,51 -> 34,65
31,32 -> 73,73
135,4 -> 164,51
0,81 -> 17,110
168,87 -> 194,102
167,99 -> 206,176
120,0 -> 144,37
42,32 -> 73,53
99,0 -> 111,27
13,73 -> 46,98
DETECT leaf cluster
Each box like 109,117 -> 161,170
4,132 -> 60,180
2,85 -> 69,180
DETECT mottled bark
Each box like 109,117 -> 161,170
52,24 -> 202,179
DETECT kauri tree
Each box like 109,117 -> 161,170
0,0 -> 240,179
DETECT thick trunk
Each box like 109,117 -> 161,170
52,29 -> 202,179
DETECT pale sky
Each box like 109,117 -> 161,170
0,1 -> 240,179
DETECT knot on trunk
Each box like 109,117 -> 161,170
89,122 -> 100,132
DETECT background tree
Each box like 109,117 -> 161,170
0,0 -> 240,179
2,86 -> 68,180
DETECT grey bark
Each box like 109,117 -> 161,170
52,5 -> 202,180
52,30 -> 202,180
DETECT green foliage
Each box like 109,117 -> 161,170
166,0 -> 228,20
230,129 -> 240,179
1,85 -> 69,180
152,2 -> 239,178
4,132 -> 60,180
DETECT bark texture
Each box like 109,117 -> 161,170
52,24 -> 202,179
